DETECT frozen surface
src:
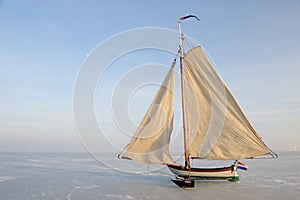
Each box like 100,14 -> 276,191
0,152 -> 299,200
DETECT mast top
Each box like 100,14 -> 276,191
178,15 -> 200,57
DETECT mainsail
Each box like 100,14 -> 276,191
121,62 -> 176,164
184,46 -> 271,160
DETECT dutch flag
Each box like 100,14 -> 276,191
237,161 -> 248,171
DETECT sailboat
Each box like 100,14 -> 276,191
118,15 -> 277,188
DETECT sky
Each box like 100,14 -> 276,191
0,0 -> 299,153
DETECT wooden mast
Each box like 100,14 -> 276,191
178,18 -> 190,169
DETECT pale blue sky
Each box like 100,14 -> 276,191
0,0 -> 299,152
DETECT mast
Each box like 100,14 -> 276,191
178,18 -> 189,169
178,15 -> 200,169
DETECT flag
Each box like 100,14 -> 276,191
179,15 -> 200,21
237,161 -> 248,171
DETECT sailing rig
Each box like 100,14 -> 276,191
118,15 -> 277,188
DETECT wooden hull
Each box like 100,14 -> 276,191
167,163 -> 239,182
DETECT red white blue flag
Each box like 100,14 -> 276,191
237,161 -> 248,171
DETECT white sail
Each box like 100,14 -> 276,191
184,46 -> 270,160
122,62 -> 176,164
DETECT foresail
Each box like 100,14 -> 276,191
121,62 -> 175,164
184,46 -> 271,160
